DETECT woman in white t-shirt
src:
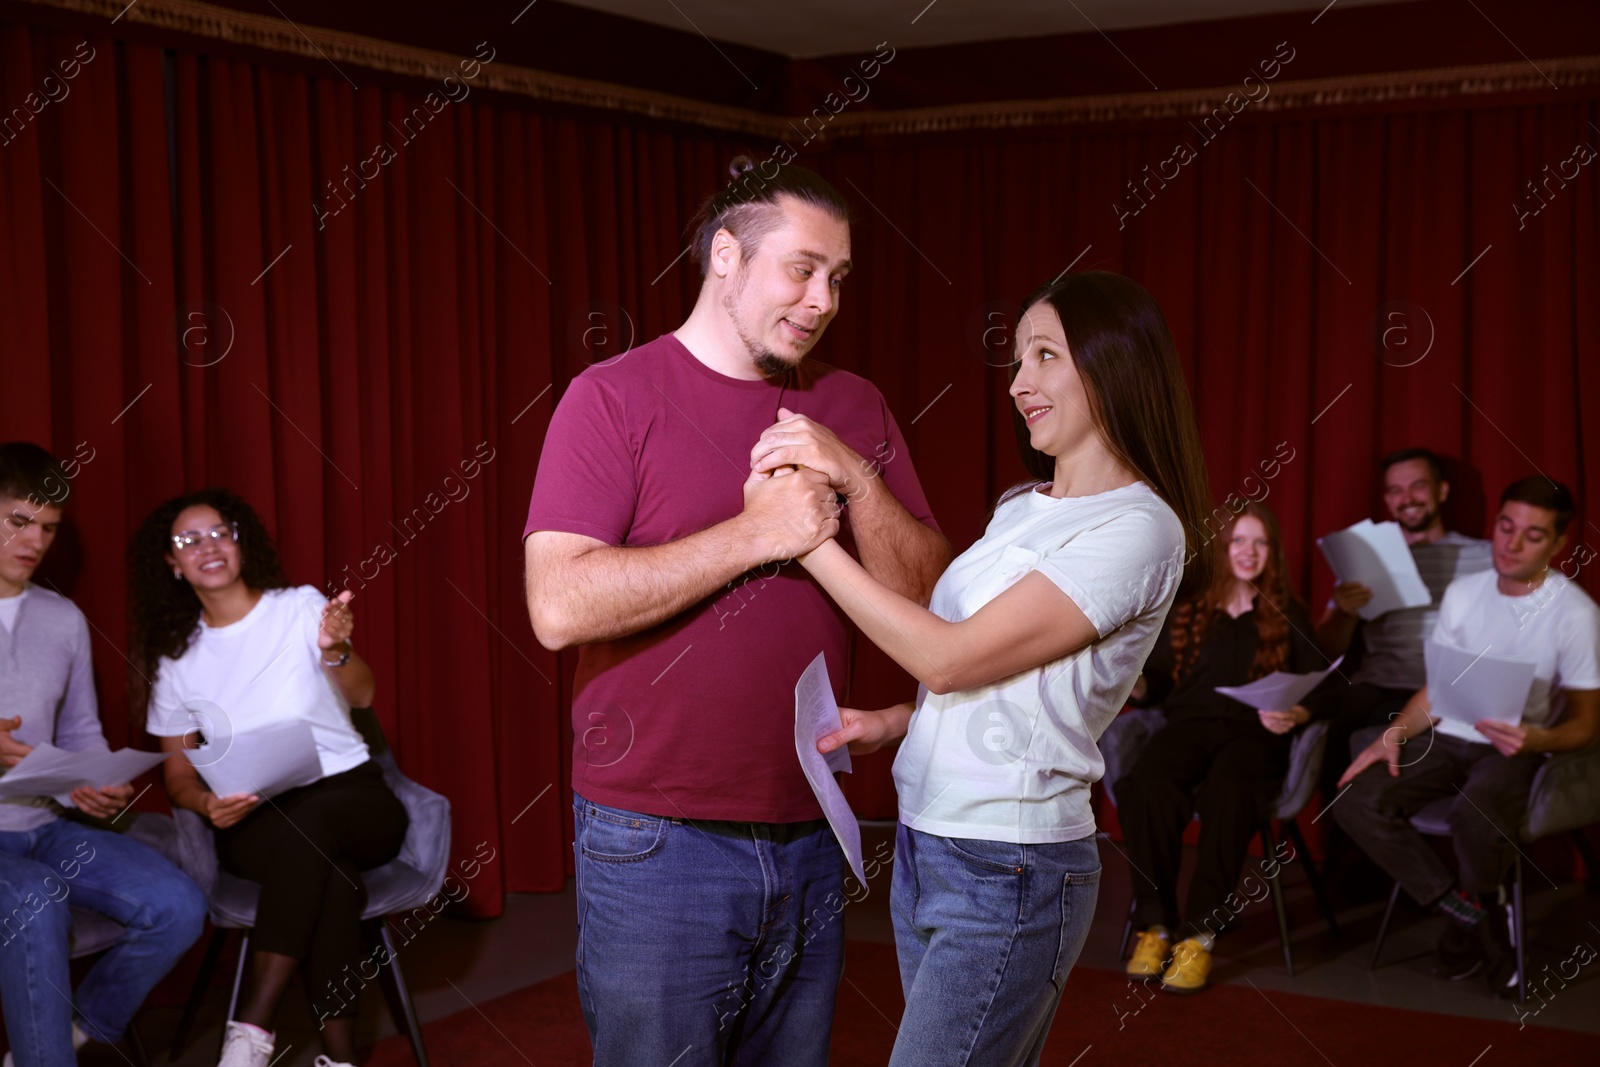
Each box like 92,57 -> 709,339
785,272 -> 1211,1066
128,490 -> 408,1067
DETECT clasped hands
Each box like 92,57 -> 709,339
743,407 -> 872,564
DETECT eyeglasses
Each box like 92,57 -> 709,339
171,523 -> 238,554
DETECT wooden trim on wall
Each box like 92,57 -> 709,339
19,0 -> 1600,138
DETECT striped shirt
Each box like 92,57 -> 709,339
1353,531 -> 1493,690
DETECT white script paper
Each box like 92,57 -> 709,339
1215,656 -> 1345,711
1317,519 -> 1432,621
190,720 -> 324,799
1425,640 -> 1536,741
794,651 -> 865,885
0,744 -> 169,800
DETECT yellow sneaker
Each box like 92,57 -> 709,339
1160,937 -> 1212,995
1126,927 -> 1171,979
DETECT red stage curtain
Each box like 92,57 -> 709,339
2,16 -> 1596,911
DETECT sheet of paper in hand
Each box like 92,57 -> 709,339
0,744 -> 169,800
794,651 -> 865,885
189,719 -> 323,800
1316,519 -> 1432,621
1425,639 -> 1536,742
1215,655 -> 1345,711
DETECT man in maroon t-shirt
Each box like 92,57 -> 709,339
523,165 -> 948,1065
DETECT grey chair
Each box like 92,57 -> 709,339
1100,709 -> 1342,975
166,708 -> 450,1066
1363,730 -> 1600,1003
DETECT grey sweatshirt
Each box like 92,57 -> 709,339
0,585 -> 112,830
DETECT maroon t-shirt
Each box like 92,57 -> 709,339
524,334 -> 939,822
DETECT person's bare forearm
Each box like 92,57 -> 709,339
1527,721 -> 1595,753
529,518 -> 764,650
323,650 -> 375,707
1526,693 -> 1600,753
160,743 -> 213,816
802,540 -> 963,693
846,483 -> 950,606
1385,687 -> 1434,740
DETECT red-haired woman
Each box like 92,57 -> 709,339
1115,501 -> 1331,995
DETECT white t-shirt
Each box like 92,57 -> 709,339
0,587 -> 24,632
146,585 -> 369,777
1430,569 -> 1600,743
894,481 -> 1185,844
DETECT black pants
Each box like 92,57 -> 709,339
217,761 -> 408,1019
1115,715 -> 1291,935
1331,731 -> 1543,904
1309,681 -> 1413,801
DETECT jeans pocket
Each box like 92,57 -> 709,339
1052,863 -> 1102,988
578,805 -> 669,864
943,835 -> 1024,875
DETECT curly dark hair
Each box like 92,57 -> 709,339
127,488 -> 289,726
1167,501 -> 1300,683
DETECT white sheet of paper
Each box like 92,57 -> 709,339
1425,640 -> 1536,740
1316,519 -> 1433,621
1215,656 -> 1345,711
794,651 -> 865,886
190,720 -> 324,799
0,744 -> 169,800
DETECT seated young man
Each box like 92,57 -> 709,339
1334,476 -> 1600,993
1310,448 -> 1492,795
0,442 -> 206,1066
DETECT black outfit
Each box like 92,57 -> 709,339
1115,597 -> 1330,935
217,761 -> 408,1018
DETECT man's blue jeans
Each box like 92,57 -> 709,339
889,823 -> 1101,1067
573,794 -> 845,1066
0,818 -> 206,1066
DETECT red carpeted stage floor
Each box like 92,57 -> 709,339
362,941 -> 1588,1065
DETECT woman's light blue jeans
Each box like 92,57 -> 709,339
890,823 -> 1101,1067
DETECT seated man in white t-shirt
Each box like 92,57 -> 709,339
1334,477 -> 1600,994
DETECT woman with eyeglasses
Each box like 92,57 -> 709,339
127,489 -> 408,1067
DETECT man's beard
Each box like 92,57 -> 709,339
723,274 -> 802,380
1397,504 -> 1438,533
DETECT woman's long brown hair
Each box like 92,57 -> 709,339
1168,501 -> 1300,682
1004,271 -> 1213,598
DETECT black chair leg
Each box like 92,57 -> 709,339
368,919 -> 430,1067
1284,820 -> 1341,940
1514,853 -> 1527,1004
1572,830 -> 1600,890
1369,881 -> 1402,970
126,1018 -> 149,1067
1118,895 -> 1135,960
1261,824 -> 1295,976
171,926 -> 230,1060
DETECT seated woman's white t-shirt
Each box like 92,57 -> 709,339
894,481 -> 1185,845
145,585 -> 370,778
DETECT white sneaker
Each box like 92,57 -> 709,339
313,1058 -> 355,1067
217,1020 -> 275,1067
3,1020 -> 91,1066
